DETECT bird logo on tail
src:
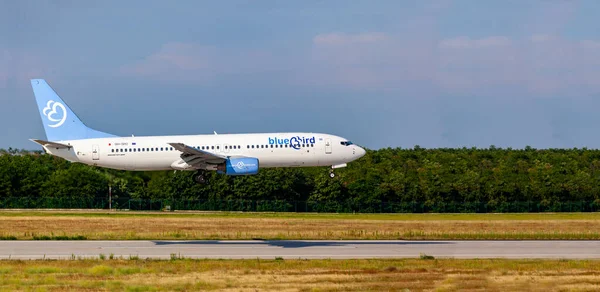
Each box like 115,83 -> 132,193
42,100 -> 67,128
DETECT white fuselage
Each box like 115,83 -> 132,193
44,132 -> 365,171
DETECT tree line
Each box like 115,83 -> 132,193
2,146 -> 600,209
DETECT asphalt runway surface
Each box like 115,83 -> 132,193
0,240 -> 599,260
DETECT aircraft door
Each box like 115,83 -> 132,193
92,144 -> 100,160
325,138 -> 332,154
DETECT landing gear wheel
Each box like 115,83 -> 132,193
329,171 -> 336,178
193,172 -> 207,184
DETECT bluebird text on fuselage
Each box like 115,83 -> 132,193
268,136 -> 316,150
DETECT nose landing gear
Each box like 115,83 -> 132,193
328,163 -> 346,179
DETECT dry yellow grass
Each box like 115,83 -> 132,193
0,258 -> 600,291
1,212 -> 600,240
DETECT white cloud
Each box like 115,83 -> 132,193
306,32 -> 600,96
119,34 -> 600,97
0,50 -> 8,88
439,36 -> 511,49
119,43 -> 219,83
119,42 -> 293,84
0,49 -> 49,89
308,33 -> 437,90
530,34 -> 557,43
581,40 -> 600,49
313,32 -> 389,45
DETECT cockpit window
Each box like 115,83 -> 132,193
340,141 -> 354,146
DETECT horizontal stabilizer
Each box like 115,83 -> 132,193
30,139 -> 72,149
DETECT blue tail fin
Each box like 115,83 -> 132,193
31,79 -> 117,141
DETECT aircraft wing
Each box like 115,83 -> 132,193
30,139 -> 72,149
168,143 -> 227,166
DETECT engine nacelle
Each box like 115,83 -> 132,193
217,157 -> 259,176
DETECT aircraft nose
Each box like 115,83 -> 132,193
356,146 -> 366,158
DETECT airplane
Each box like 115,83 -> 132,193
29,79 -> 366,184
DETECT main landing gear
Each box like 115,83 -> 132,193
329,169 -> 336,178
193,171 -> 207,184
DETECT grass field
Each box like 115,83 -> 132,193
1,211 -> 600,240
0,258 -> 600,291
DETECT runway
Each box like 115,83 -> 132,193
0,240 -> 599,260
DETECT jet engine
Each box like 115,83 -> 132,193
217,157 -> 259,175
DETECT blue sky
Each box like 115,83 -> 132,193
1,0 -> 600,150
